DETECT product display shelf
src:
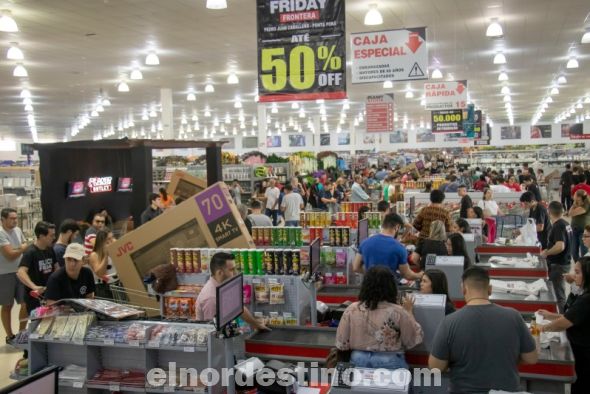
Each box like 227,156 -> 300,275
28,320 -> 227,394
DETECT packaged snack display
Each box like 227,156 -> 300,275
335,249 -> 347,267
336,272 -> 347,285
125,323 -> 150,342
252,227 -> 303,247
164,297 -> 196,320
269,312 -> 284,326
148,324 -> 213,347
269,282 -> 285,305
34,317 -> 54,337
283,312 -> 297,326
243,284 -> 252,305
49,315 -> 69,339
254,280 -> 269,303
71,314 -> 95,342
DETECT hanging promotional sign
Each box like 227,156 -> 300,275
473,110 -> 482,139
257,0 -> 346,102
475,120 -> 491,145
366,94 -> 394,133
350,27 -> 428,84
431,109 -> 463,133
424,81 -> 467,110
567,123 -> 589,139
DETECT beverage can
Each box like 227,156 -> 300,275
254,249 -> 264,275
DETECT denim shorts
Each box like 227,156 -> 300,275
350,350 -> 409,370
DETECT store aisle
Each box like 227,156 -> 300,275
0,305 -> 28,389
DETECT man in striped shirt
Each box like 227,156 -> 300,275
84,213 -> 106,255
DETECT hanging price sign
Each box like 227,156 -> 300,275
257,0 -> 346,102
431,109 -> 464,133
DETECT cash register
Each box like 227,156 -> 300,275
425,254 -> 464,300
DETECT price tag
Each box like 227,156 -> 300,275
128,340 -> 140,347
148,340 -> 160,348
109,383 -> 120,392
73,381 -> 84,389
183,346 -> 195,353
256,0 -> 346,102
103,339 -> 115,346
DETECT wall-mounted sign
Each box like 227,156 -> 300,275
424,81 -> 467,110
257,0 -> 346,102
67,181 -> 86,199
88,176 -> 113,193
351,27 -> 428,84
366,94 -> 394,133
117,177 -> 133,192
431,109 -> 463,133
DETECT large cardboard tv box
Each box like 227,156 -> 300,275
166,169 -> 208,203
108,181 -> 253,313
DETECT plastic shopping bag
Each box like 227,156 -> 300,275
515,218 -> 538,246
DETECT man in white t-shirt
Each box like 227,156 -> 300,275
281,184 -> 305,227
264,178 -> 281,226
0,208 -> 29,344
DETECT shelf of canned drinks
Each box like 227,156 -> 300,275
252,226 -> 356,248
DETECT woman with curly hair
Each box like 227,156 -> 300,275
335,266 -> 424,370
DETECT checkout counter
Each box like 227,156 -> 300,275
245,293 -> 575,394
476,244 -> 548,278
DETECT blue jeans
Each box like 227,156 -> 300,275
285,220 -> 299,227
572,227 -> 588,263
265,209 -> 279,226
350,350 -> 408,370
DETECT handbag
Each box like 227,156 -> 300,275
149,264 -> 178,294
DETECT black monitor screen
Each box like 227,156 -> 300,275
310,238 -> 321,274
215,273 -> 244,329
0,365 -> 59,394
117,177 -> 133,192
358,218 -> 369,247
66,181 -> 86,198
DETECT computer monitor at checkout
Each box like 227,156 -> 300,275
215,273 -> 244,330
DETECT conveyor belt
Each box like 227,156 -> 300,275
476,252 -> 548,279
245,327 -> 575,383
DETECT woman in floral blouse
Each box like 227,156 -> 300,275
336,266 -> 424,370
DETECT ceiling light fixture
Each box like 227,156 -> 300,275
227,72 -> 239,85
546,96 -> 553,103
187,92 -> 196,101
150,109 -> 158,118
24,104 -> 33,112
584,96 -> 590,104
204,109 -> 211,117
364,4 -> 383,26
498,71 -> 508,81
145,51 -> 160,66
503,95 -> 511,102
271,104 -> 278,114
431,68 -> 443,79
192,114 -> 199,122
566,56 -> 579,69
102,98 -> 111,106
13,63 -> 28,77
405,90 -> 414,99
291,102 -> 299,109
486,18 -> 503,38
206,0 -> 227,10
22,97 -> 32,105
557,75 -> 567,84
20,89 -> 31,98
582,27 -> 590,44
6,42 -> 23,60
550,87 -> 559,95
234,99 -> 242,109
91,110 -> 99,117
130,68 -> 143,80
501,86 -> 510,94
493,52 -> 506,64
343,100 -> 350,110
117,81 -> 130,92
577,102 -> 583,109
383,80 -> 393,89
0,10 -> 18,32
96,104 -> 104,112
204,83 -> 215,93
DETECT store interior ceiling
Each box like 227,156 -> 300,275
0,0 -> 589,143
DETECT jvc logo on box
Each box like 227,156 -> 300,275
116,241 -> 134,257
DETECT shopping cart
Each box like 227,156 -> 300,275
96,283 -> 161,316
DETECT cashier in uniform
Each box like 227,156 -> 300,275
196,252 -> 269,331
538,256 -> 590,394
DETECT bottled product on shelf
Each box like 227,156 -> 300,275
169,248 -> 210,273
299,212 -> 333,227
251,226 -> 303,246
334,212 -> 359,228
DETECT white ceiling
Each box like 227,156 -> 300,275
0,0 -> 589,142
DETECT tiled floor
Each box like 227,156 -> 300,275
0,304 -> 29,389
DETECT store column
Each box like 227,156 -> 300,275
205,144 -> 223,186
160,88 -> 174,139
257,104 -> 268,153
313,115 -> 321,153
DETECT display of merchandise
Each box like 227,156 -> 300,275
334,212 -> 360,228
88,369 -> 146,389
148,324 -> 213,347
300,212 -> 333,227
85,322 -> 151,345
340,202 -> 373,213
58,298 -> 145,319
405,178 -> 446,190
163,296 -> 197,320
59,365 -> 87,384
251,226 -> 303,247
170,247 -> 210,273
364,212 -> 383,229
